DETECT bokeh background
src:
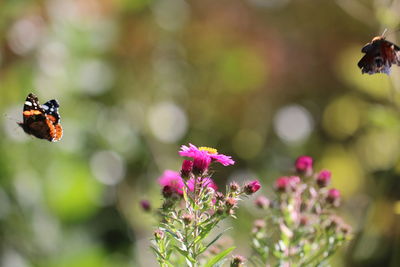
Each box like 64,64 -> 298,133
0,0 -> 400,266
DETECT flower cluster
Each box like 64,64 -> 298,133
252,156 -> 351,266
151,144 -> 260,267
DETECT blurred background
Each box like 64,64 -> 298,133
0,0 -> 400,266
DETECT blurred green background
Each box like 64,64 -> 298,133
0,0 -> 400,266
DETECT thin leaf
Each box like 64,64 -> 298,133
192,222 -> 217,245
150,247 -> 175,267
163,228 -> 179,239
174,246 -> 196,263
198,227 -> 233,254
150,246 -> 163,258
203,246 -> 235,267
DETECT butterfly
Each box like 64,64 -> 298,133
358,33 -> 400,74
18,93 -> 63,142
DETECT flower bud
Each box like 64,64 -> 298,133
215,191 -> 225,201
299,215 -> 308,226
216,207 -> 225,216
225,197 -> 237,209
243,180 -> 261,195
254,196 -> 270,209
295,155 -> 313,174
275,177 -> 290,192
154,229 -> 164,240
274,176 -> 300,192
316,169 -> 331,187
180,160 -> 193,180
162,185 -> 179,199
182,213 -> 194,225
340,223 -> 352,235
253,219 -> 266,232
289,176 -> 301,185
326,215 -> 342,230
140,200 -> 151,212
327,188 -> 341,206
193,155 -> 211,176
229,182 -> 240,192
162,185 -> 173,198
230,255 -> 246,267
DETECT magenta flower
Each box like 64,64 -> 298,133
327,188 -> 341,206
316,169 -> 331,187
158,170 -> 185,195
192,153 -> 212,175
180,160 -> 193,179
275,177 -> 290,192
188,177 -> 218,191
140,200 -> 151,212
274,176 -> 300,192
295,156 -> 313,174
243,180 -> 261,195
179,143 -> 235,166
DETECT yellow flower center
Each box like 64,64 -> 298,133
199,146 -> 218,154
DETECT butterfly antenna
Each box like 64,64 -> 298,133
382,28 -> 388,37
383,28 -> 400,38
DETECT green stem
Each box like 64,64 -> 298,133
192,175 -> 200,266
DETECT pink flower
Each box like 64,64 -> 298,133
243,180 -> 261,195
254,196 -> 270,209
192,152 -> 211,175
158,170 -> 218,196
180,160 -> 193,179
289,176 -> 301,185
316,169 -> 331,187
295,156 -> 313,174
274,176 -> 300,192
140,200 -> 151,212
275,176 -> 290,192
179,143 -> 235,166
327,188 -> 341,206
187,177 -> 218,191
158,170 -> 184,195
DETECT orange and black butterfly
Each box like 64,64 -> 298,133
358,31 -> 400,74
18,93 -> 63,142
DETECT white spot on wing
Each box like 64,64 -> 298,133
24,101 -> 32,106
42,105 -> 49,110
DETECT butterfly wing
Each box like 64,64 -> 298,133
42,99 -> 61,124
22,93 -> 46,123
358,38 -> 399,74
382,39 -> 400,66
42,99 -> 63,142
19,93 -> 62,142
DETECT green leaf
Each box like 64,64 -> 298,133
150,247 -> 175,267
174,246 -> 196,263
203,246 -> 235,267
162,228 -> 179,239
192,222 -> 218,245
150,246 -> 163,258
198,227 -> 233,254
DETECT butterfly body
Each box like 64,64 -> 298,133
18,93 -> 63,142
358,36 -> 400,74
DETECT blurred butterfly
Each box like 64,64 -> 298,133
18,93 -> 63,142
358,30 -> 400,75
